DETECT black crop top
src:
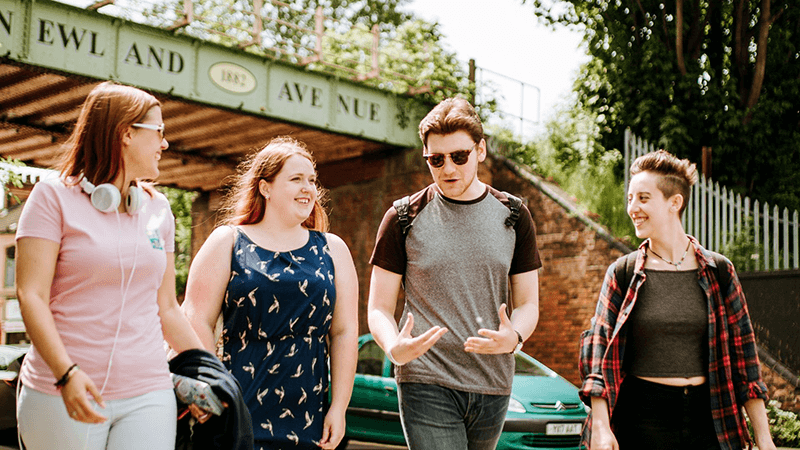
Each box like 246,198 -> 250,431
624,270 -> 709,378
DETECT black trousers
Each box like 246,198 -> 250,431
612,376 -> 720,450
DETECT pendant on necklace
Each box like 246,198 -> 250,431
649,240 -> 692,270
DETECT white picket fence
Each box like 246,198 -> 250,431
624,129 -> 800,271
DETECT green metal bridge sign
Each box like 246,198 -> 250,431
0,0 -> 424,148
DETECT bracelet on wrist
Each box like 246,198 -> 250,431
54,363 -> 79,389
509,330 -> 524,354
386,347 -> 405,366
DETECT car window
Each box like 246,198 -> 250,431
514,353 -> 550,376
356,341 -> 385,376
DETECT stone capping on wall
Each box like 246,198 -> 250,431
488,151 -> 633,256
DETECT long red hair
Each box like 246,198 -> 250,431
220,137 -> 329,231
58,81 -> 160,187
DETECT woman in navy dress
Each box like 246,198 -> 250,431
182,137 -> 358,449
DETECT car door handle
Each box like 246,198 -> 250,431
383,386 -> 395,392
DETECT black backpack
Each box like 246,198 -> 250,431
393,191 -> 523,235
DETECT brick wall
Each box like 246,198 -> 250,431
324,148 -> 434,334
488,156 -> 628,385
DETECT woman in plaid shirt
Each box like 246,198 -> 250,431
579,150 -> 776,450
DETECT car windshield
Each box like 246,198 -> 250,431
356,341 -> 385,376
514,354 -> 550,376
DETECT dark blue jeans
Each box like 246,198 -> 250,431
397,382 -> 510,450
613,376 -> 720,450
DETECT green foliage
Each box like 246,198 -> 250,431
522,0 -> 800,212
135,0 -> 413,60
0,158 -> 25,208
134,0 -> 485,122
160,186 -> 198,297
746,400 -> 800,448
720,218 -> 764,272
318,20 -> 471,104
492,103 -> 638,247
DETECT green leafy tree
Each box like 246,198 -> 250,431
318,19 -> 472,103
491,100 -> 638,245
160,186 -> 198,297
0,158 -> 26,208
135,0 -> 412,58
132,0 -> 482,109
523,0 -> 800,211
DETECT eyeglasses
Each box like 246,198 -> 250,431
132,122 -> 166,140
422,145 -> 475,168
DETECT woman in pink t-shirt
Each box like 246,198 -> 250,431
15,81 -> 204,450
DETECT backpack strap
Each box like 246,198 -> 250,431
614,249 -> 731,298
393,196 -> 412,235
614,251 -> 638,297
710,252 -> 731,293
394,191 -> 524,234
503,192 -> 522,227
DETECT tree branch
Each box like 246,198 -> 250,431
733,0 -> 747,102
676,0 -> 687,76
661,7 -> 672,53
744,0 -> 772,123
632,0 -> 647,17
688,0 -> 717,60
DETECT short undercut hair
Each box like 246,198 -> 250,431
630,149 -> 699,216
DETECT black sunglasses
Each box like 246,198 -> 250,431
423,145 -> 475,168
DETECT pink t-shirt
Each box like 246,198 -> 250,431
16,178 -> 175,400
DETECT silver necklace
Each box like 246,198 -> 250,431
648,240 -> 691,269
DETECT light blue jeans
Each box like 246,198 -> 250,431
18,385 -> 176,450
398,382 -> 510,450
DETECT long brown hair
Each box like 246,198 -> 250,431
220,137 -> 329,231
59,81 -> 160,187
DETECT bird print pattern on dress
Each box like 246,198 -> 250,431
222,228 -> 336,449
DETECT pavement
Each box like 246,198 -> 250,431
0,439 -> 406,450
345,441 -> 406,449
0,443 -> 795,449
0,442 -> 404,450
0,436 -> 793,449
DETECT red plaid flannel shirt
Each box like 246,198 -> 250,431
578,237 -> 768,450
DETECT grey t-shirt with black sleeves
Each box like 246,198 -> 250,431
370,184 -> 541,395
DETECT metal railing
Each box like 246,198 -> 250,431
71,0 -> 451,95
474,66 -> 541,138
624,129 -> 800,271
59,0 -> 538,134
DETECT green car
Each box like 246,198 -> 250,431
339,334 -> 587,450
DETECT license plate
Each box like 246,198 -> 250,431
545,423 -> 582,435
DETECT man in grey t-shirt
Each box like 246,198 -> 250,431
368,97 -> 542,449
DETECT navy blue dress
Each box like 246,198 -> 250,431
222,228 -> 336,449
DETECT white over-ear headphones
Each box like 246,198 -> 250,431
80,177 -> 144,214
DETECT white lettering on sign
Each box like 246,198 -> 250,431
209,62 -> 257,94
